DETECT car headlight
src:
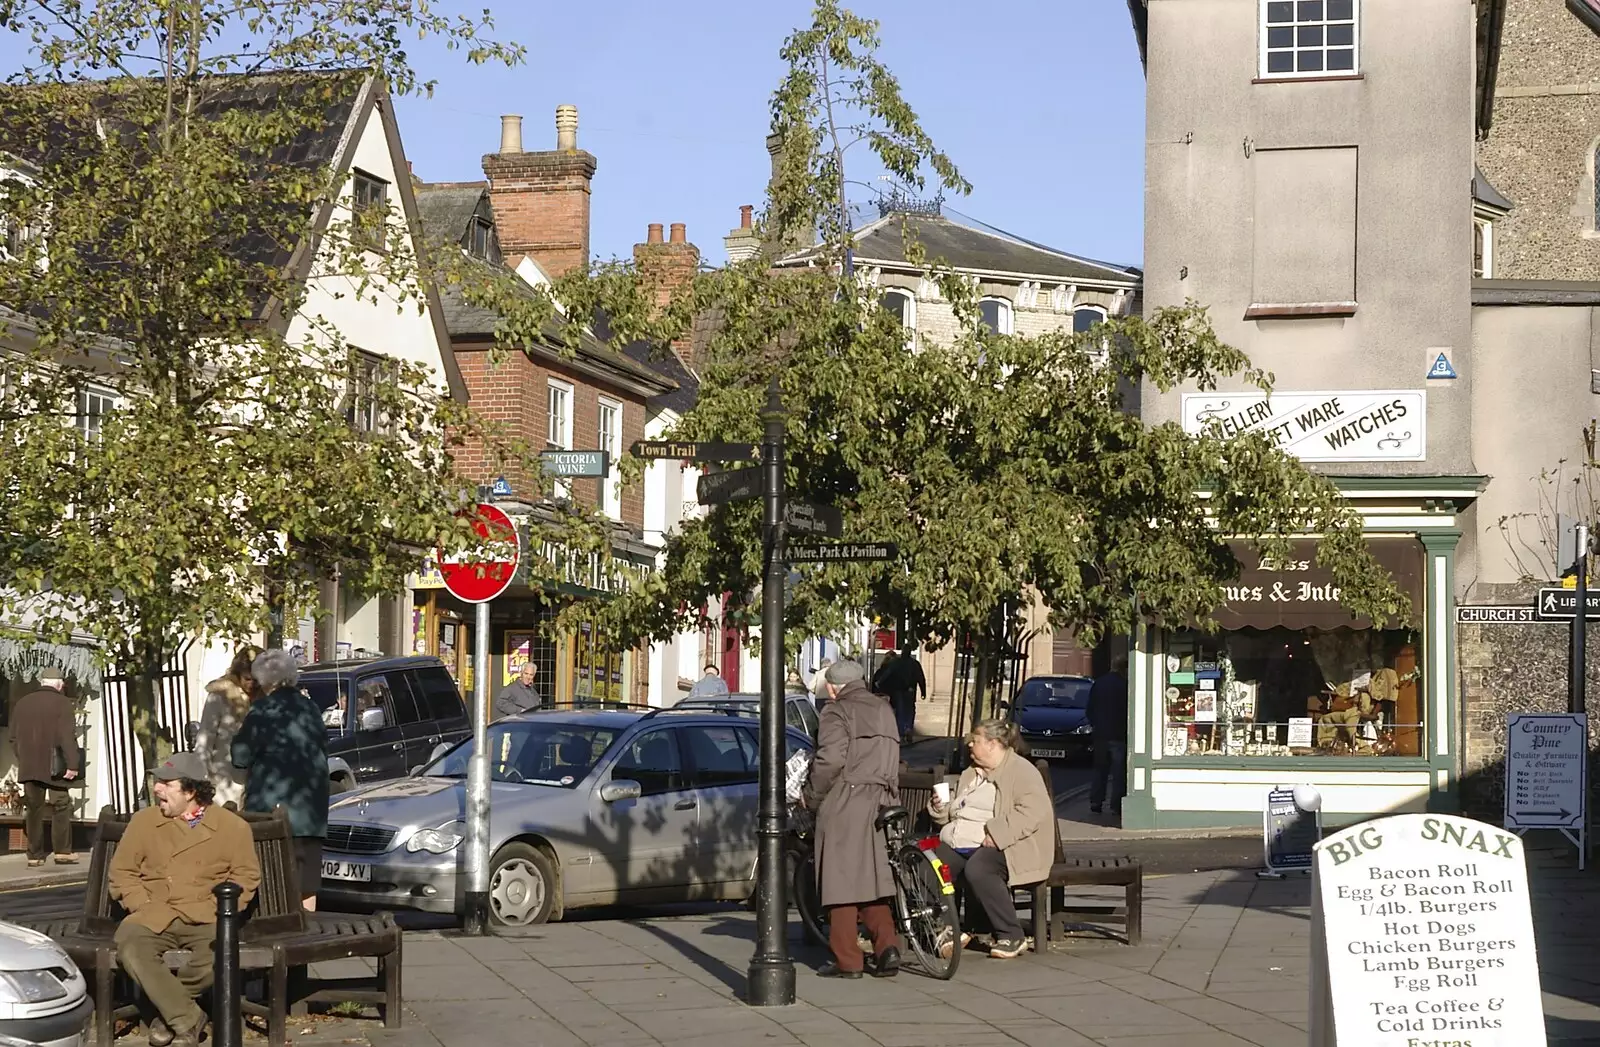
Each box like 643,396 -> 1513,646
1074,724 -> 1093,735
0,970 -> 68,1004
407,823 -> 464,854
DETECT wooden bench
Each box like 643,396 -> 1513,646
1025,758 -> 1143,948
896,762 -> 946,837
24,806 -> 401,1047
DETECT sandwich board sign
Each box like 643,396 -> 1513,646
1308,813 -> 1545,1046
1261,785 -> 1321,875
1504,712 -> 1587,869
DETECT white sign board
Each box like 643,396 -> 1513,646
1181,390 -> 1425,462
1309,814 -> 1545,1047
1504,713 -> 1586,830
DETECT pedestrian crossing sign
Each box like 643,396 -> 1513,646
1427,352 -> 1457,380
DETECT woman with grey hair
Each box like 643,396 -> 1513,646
927,718 -> 1053,959
232,648 -> 327,909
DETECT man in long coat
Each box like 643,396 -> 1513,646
804,660 -> 902,978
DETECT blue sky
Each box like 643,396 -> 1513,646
389,1 -> 1147,267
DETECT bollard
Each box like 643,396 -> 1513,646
212,882 -> 243,1047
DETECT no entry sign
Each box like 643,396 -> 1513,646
437,503 -> 520,603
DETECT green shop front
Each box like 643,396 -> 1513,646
1122,497 -> 1465,830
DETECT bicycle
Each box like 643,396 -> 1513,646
791,802 -> 963,979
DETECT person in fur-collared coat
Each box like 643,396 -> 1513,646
193,646 -> 260,808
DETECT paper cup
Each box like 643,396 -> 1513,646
933,782 -> 951,804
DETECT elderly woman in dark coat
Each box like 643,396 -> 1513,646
803,659 -> 902,978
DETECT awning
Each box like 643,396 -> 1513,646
1213,538 -> 1425,631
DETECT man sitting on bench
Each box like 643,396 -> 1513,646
110,752 -> 260,1047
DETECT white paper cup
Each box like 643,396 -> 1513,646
933,782 -> 951,804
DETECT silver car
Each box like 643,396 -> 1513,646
318,708 -> 813,927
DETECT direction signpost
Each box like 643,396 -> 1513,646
783,500 -> 843,539
697,466 -> 762,505
631,439 -> 759,463
1504,711 -> 1587,869
785,541 -> 899,563
437,501 -> 520,935
1535,587 -> 1600,620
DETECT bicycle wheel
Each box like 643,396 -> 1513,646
894,848 -> 961,979
791,847 -> 827,947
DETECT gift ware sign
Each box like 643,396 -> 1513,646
1182,390 -> 1425,462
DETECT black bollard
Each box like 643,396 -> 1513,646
212,882 -> 243,1047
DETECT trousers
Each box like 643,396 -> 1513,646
934,842 -> 1023,940
825,900 -> 899,972
23,782 -> 72,860
1090,741 -> 1127,810
114,919 -> 215,1031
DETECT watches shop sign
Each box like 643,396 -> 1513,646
1182,390 -> 1425,462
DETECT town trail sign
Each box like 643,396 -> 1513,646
631,440 -> 759,463
1181,390 -> 1426,462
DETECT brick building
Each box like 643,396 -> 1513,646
410,107 -> 683,711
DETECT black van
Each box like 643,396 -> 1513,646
300,656 -> 471,792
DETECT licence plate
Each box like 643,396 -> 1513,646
1031,747 -> 1066,758
321,859 -> 372,883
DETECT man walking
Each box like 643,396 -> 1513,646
11,667 -> 80,867
494,662 -> 544,719
872,642 -> 926,745
686,663 -> 729,699
1086,655 -> 1130,816
111,752 -> 259,1047
805,660 -> 902,978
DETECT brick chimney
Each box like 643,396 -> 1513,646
482,105 -> 595,278
634,221 -> 699,314
764,131 -> 817,253
723,204 -> 761,263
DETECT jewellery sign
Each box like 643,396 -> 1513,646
1182,390 -> 1426,462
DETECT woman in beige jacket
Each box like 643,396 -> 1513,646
193,646 -> 260,808
928,719 -> 1054,958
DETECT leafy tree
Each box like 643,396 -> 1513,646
0,1 -> 596,763
584,0 -> 1410,719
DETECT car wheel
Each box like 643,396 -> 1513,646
489,842 -> 557,927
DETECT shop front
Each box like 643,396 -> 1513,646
1123,524 -> 1462,830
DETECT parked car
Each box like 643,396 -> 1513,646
299,656 -> 472,793
1009,675 -> 1094,761
675,691 -> 820,739
0,920 -> 89,1047
318,708 -> 814,927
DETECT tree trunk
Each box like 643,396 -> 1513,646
126,643 -> 174,804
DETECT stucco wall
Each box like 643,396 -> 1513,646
1477,0 -> 1600,281
1469,303 -> 1599,587
1141,0 -> 1476,477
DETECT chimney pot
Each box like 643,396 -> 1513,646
647,223 -> 663,244
669,222 -> 686,244
739,205 -> 753,229
499,114 -> 523,154
555,104 -> 579,150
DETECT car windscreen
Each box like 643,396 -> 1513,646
1017,678 -> 1091,709
425,722 -> 621,787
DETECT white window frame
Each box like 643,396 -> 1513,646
77,385 -> 115,444
597,396 -> 623,521
1473,218 -> 1494,279
344,350 -> 392,434
1260,0 -> 1359,80
351,169 -> 389,252
979,297 -> 1013,336
547,379 -> 574,501
881,288 -> 917,349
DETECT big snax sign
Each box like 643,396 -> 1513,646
1308,813 -> 1545,1047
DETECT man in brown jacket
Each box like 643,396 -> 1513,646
804,660 -> 902,979
110,752 -> 260,1047
11,667 -> 81,867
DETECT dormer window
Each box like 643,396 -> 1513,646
351,170 -> 388,252
468,216 -> 491,260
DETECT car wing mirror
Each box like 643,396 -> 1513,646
429,742 -> 450,764
600,779 -> 642,804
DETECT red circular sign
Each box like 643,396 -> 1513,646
437,503 -> 520,604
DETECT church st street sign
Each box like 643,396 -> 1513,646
1457,605 -> 1558,625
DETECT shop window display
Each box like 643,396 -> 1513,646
1163,626 -> 1422,758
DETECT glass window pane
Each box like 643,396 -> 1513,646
979,299 -> 1003,334
1266,1 -> 1294,22
613,729 -> 683,796
1327,24 -> 1354,45
1267,26 -> 1294,47
1327,0 -> 1354,19
1072,307 -> 1104,334
1297,25 -> 1323,46
1267,50 -> 1296,73
1326,48 -> 1355,70
881,291 -> 908,326
1297,0 -> 1323,19
1297,50 -> 1325,72
683,725 -> 756,787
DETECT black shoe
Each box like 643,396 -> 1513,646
870,946 -> 901,978
989,936 -> 1029,959
1089,805 -> 1103,814
816,961 -> 863,979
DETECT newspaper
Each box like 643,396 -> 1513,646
785,748 -> 813,804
